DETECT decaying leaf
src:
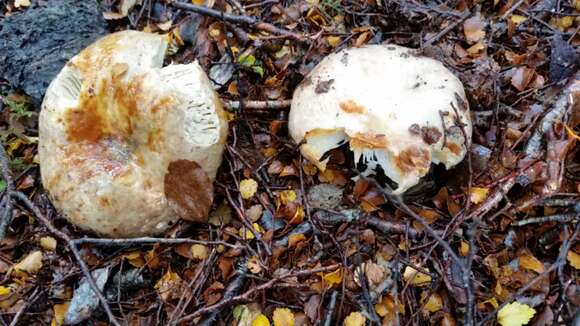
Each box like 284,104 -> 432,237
497,302 -> 536,326
154,269 -> 184,302
165,160 -> 214,222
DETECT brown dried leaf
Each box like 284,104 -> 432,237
511,67 -> 535,92
164,160 -> 213,222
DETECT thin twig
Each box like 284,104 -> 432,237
169,1 -> 305,41
224,99 -> 291,110
71,237 -> 241,249
512,213 -> 578,226
176,264 -> 340,323
323,291 -> 338,326
11,192 -> 121,326
423,9 -> 471,47
500,0 -> 526,20
0,145 -> 14,240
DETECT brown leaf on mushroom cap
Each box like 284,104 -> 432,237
164,160 -> 213,222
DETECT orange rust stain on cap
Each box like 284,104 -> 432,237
350,132 -> 388,149
340,100 -> 366,114
445,142 -> 461,155
394,147 -> 430,173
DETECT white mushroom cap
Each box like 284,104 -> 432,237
289,45 -> 472,194
39,31 -> 228,237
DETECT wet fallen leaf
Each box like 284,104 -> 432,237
165,160 -> 213,222
272,307 -> 295,326
497,302 -> 536,326
240,179 -> 259,199
343,311 -> 366,326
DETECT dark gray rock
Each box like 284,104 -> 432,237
0,0 -> 107,102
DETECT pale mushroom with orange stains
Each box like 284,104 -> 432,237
289,44 -> 472,193
39,31 -> 228,237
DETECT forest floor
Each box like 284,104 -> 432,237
0,0 -> 579,325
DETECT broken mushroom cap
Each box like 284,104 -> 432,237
289,44 -> 472,194
39,30 -> 228,237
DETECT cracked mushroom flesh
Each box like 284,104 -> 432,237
289,44 -> 472,194
39,31 -> 228,237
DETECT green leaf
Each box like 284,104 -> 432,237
238,54 -> 256,67
252,66 -> 265,78
0,180 -> 6,193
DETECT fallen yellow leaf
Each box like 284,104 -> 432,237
0,286 -> 11,296
191,244 -> 208,260
403,266 -> 432,286
288,233 -> 307,248
14,251 -> 43,274
421,292 -> 443,313
519,253 -> 545,274
510,15 -> 527,25
319,268 -> 342,288
252,314 -> 271,326
279,190 -> 297,205
567,250 -> 580,270
51,302 -> 69,326
343,311 -> 366,326
14,0 -> 31,8
240,179 -> 259,199
459,240 -> 470,256
497,302 -> 536,326
327,36 -> 341,47
155,269 -> 183,302
470,187 -> 489,204
272,307 -> 294,326
40,236 -> 57,251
